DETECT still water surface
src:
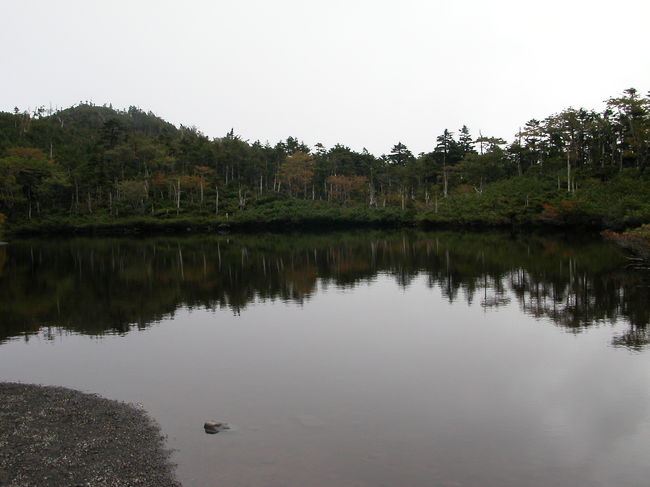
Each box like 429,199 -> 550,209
1,231 -> 649,486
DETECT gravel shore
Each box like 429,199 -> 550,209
0,383 -> 180,487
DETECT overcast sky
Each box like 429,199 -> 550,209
2,0 -> 648,155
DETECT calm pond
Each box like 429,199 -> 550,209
1,230 -> 649,487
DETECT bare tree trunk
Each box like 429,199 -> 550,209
238,186 -> 246,209
369,184 -> 377,207
215,186 -> 219,215
567,152 -> 571,192
176,179 -> 181,214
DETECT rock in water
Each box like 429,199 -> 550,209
204,421 -> 230,434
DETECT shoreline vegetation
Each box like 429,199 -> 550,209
0,382 -> 179,487
1,88 -> 649,238
603,224 -> 650,265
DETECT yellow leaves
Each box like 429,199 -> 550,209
117,180 -> 148,204
279,152 -> 315,195
179,174 -> 201,189
455,184 -> 475,195
326,175 -> 367,202
194,165 -> 214,176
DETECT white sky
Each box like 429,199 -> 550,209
2,0 -> 648,155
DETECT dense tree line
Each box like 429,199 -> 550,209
0,89 -> 648,228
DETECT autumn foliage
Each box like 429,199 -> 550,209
279,152 -> 315,197
326,175 -> 367,203
602,225 -> 650,258
8,147 -> 50,162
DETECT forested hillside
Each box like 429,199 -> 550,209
1,88 -> 649,234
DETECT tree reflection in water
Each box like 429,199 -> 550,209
0,231 -> 647,349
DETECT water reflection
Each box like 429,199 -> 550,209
0,231 -> 648,349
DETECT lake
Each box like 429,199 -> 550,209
1,230 -> 649,487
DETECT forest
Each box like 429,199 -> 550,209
0,88 -> 649,235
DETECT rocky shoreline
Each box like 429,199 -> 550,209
0,383 -> 180,487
